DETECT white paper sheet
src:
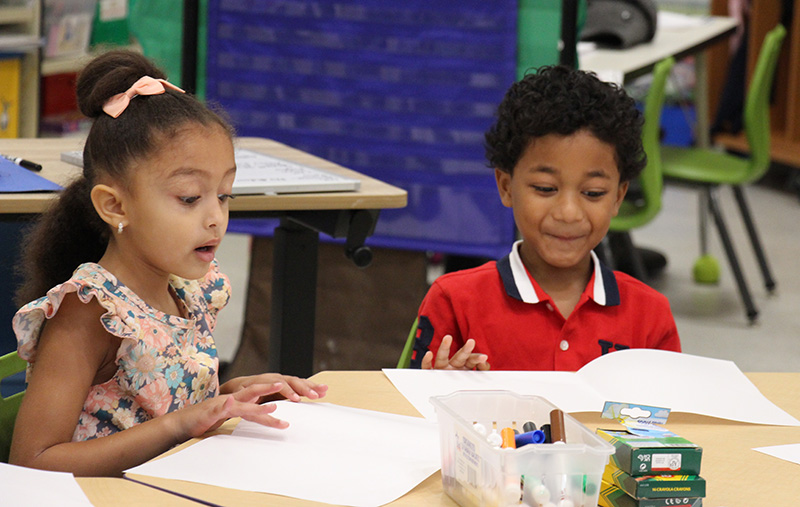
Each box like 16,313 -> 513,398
753,443 -> 800,466
0,462 -> 93,507
384,349 -> 800,426
126,401 -> 440,507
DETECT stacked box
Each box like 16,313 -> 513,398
599,482 -> 703,507
596,429 -> 702,476
602,466 -> 706,498
597,428 -> 705,506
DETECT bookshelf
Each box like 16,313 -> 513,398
0,0 -> 41,138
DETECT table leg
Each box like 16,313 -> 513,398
269,218 -> 319,377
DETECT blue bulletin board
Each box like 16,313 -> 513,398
206,0 -> 518,258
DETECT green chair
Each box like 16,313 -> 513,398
661,24 -> 786,323
0,351 -> 27,463
396,318 -> 419,369
603,56 -> 676,280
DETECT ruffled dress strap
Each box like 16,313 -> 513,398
13,262 -> 145,363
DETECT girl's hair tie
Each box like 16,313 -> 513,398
102,76 -> 185,118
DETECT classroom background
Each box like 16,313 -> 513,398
1,0 -> 799,394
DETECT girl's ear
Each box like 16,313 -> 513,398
90,184 -> 127,229
495,168 -> 513,208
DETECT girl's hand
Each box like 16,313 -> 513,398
220,373 -> 329,403
175,382 -> 292,439
421,335 -> 490,370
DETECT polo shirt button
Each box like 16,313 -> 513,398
560,340 -> 569,351
546,303 -> 554,311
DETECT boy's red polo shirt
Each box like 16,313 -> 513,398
412,241 -> 681,371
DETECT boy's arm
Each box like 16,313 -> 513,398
649,299 -> 682,353
414,282 -> 489,370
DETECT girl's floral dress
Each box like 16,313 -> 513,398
13,260 -> 230,441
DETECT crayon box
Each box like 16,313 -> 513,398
602,465 -> 706,498
596,429 -> 702,476
599,481 -> 703,507
431,391 -> 614,507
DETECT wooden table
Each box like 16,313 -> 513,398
0,137 -> 407,378
118,370 -> 800,506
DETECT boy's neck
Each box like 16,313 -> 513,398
518,247 -> 593,309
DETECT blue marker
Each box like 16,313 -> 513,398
515,429 -> 546,447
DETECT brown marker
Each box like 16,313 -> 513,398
549,409 -> 566,443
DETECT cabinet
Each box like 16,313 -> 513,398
709,0 -> 800,167
0,1 -> 41,138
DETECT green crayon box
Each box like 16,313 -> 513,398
603,464 -> 706,498
596,429 -> 702,476
599,481 -> 703,507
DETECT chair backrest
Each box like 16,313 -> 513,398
0,351 -> 27,463
744,24 -> 786,182
396,318 -> 419,369
636,56 -> 675,223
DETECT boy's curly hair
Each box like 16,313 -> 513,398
485,65 -> 645,182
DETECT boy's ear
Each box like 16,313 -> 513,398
612,181 -> 630,216
90,184 -> 127,229
495,168 -> 513,208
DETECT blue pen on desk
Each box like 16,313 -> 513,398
1,154 -> 42,172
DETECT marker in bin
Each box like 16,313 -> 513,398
550,409 -> 567,443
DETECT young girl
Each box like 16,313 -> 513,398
9,50 -> 327,476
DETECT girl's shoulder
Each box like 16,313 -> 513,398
13,262 -> 130,362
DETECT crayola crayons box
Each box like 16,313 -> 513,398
430,391 -> 614,507
603,465 -> 706,498
599,481 -> 703,507
596,429 -> 702,476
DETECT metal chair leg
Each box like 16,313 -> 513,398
706,186 -> 758,323
596,235 -> 616,270
698,190 -> 709,256
732,185 -> 776,293
617,232 -> 648,282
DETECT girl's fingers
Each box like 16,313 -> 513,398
233,382 -> 284,402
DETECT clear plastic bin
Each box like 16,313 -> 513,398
430,391 -> 614,507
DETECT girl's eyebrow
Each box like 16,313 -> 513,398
167,166 -> 236,180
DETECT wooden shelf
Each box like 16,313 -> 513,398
715,131 -> 800,168
0,1 -> 41,138
41,42 -> 143,77
709,0 -> 800,169
0,5 -> 36,25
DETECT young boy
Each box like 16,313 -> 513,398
411,65 -> 680,371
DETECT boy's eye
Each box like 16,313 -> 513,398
584,190 -> 608,198
218,193 -> 235,202
179,196 -> 200,205
532,185 -> 556,194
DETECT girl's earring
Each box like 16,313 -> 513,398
117,222 -> 124,234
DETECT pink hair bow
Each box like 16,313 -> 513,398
102,76 -> 185,118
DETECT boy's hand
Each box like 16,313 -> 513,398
421,335 -> 490,370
